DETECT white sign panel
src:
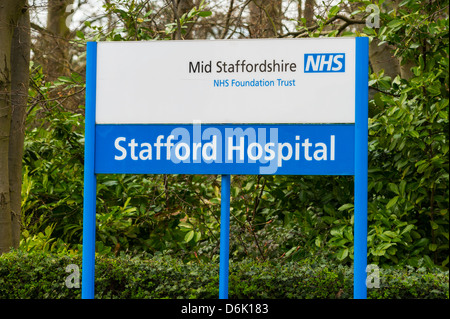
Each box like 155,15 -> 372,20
95,38 -> 356,124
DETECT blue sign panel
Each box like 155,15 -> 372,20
95,124 -> 354,175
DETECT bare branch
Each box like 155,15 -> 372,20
279,13 -> 365,38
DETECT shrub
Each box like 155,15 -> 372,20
0,251 -> 447,299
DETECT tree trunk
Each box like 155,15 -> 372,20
0,19 -> 13,253
0,0 -> 28,254
369,38 -> 401,79
45,0 -> 73,81
367,1 -> 414,80
9,7 -> 31,248
249,0 -> 282,38
297,0 -> 302,25
303,0 -> 315,27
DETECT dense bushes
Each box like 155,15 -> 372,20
0,251 -> 447,299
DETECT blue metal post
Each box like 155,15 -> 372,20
219,174 -> 231,299
354,36 -> 369,299
82,41 -> 97,299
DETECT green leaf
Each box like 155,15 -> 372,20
178,222 -> 193,230
285,246 -> 297,258
363,26 -> 377,36
400,224 -> 414,235
198,11 -> 212,17
372,248 -> 386,256
338,203 -> 354,211
430,221 -> 439,230
57,76 -> 72,83
244,180 -> 254,191
388,183 -> 399,195
399,0 -> 413,7
386,196 -> 399,209
330,227 -> 343,237
399,180 -> 407,196
330,238 -> 348,247
409,130 -> 419,138
387,19 -> 405,29
378,233 -> 391,242
383,231 -> 398,238
194,231 -> 201,242
426,81 -> 441,96
210,198 -> 221,204
344,226 -> 353,241
387,246 -> 398,255
423,255 -> 434,268
76,30 -> 85,39
328,5 -> 340,17
184,230 -> 195,243
315,236 -> 322,248
71,72 -> 83,83
336,248 -> 349,261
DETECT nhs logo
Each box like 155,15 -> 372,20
304,53 -> 345,73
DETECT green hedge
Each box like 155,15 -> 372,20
0,251 -> 448,299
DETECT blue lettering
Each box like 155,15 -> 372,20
214,79 -> 229,87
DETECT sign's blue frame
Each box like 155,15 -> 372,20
82,37 -> 368,299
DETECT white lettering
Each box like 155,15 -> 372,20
295,135 -> 300,160
175,142 -> 190,161
306,55 -> 320,71
111,131 -> 338,172
114,137 -> 127,160
129,139 -> 138,160
278,143 -> 292,167
154,135 -> 164,160
248,142 -> 263,161
202,135 -> 217,161
320,54 -> 333,71
313,142 -> 327,161
302,138 -> 313,161
228,136 -> 245,161
181,303 -> 216,316
193,142 -> 202,161
264,143 -> 275,161
139,143 -> 152,160
330,135 -> 335,160
165,135 -> 174,160
332,55 -> 343,71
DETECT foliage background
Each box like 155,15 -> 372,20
2,0 -> 449,299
